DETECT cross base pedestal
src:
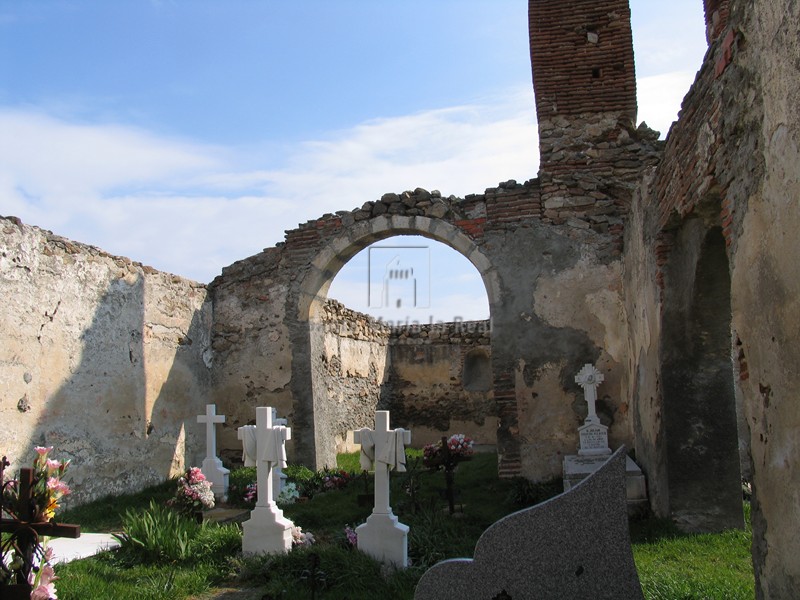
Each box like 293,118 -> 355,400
242,505 -> 293,555
356,512 -> 409,568
201,457 -> 230,501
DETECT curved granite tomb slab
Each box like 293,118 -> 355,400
414,446 -> 643,600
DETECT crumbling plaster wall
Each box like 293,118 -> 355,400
313,300 -> 390,459
624,0 -> 800,595
729,0 -> 800,595
386,319 -> 495,449
210,181 -> 640,481
0,217 -> 211,505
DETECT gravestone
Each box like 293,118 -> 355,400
241,407 -> 294,555
237,424 -> 257,467
575,364 -> 611,456
353,411 -> 411,568
414,447 -> 644,600
238,407 -> 288,501
197,404 -> 230,500
563,364 -> 647,510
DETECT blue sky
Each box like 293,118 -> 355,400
0,1 -> 707,321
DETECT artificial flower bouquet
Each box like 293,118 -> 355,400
2,446 -> 71,523
166,467 -> 215,516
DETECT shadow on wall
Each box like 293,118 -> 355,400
26,274 -> 209,506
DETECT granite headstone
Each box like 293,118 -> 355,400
414,446 -> 643,600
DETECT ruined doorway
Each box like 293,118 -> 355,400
293,219 -> 497,469
661,223 -> 743,532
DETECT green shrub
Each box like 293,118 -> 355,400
283,464 -> 315,482
114,500 -> 201,564
227,466 -> 257,508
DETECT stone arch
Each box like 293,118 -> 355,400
659,220 -> 743,532
291,215 -> 499,468
296,215 -> 499,322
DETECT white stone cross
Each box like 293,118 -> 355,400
242,406 -> 294,555
197,404 -> 229,500
354,410 -> 411,515
198,404 -> 225,460
575,364 -> 605,425
254,406 -> 291,508
353,410 -> 411,568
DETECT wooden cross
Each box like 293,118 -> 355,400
197,404 -> 225,460
0,458 -> 80,591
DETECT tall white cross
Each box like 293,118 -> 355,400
575,364 -> 605,425
353,410 -> 411,568
197,404 -> 225,460
255,406 -> 291,508
242,406 -> 294,556
354,411 -> 410,515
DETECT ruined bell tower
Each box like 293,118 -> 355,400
528,0 -> 655,216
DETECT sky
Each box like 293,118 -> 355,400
0,1 -> 707,322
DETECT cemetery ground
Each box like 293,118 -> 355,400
48,451 -> 755,600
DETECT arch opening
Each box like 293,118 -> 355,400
661,224 -> 743,532
296,218 -> 497,468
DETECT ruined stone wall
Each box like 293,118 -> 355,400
314,300 -> 390,458
209,178 -> 641,479
726,1 -> 800,595
624,0 -> 800,594
208,246 -> 296,459
386,319 -> 494,448
0,216 -> 211,505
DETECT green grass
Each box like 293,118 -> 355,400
632,504 -> 755,599
58,479 -> 176,532
50,452 -> 754,599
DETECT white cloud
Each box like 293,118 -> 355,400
1,70 -> 692,292
0,87 -> 538,283
636,71 -> 699,138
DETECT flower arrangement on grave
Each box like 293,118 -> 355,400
320,467 -> 351,491
422,434 -> 474,471
422,434 -> 474,515
0,541 -> 60,598
166,467 -> 215,516
291,525 -> 315,548
28,543 -> 58,600
2,446 -> 71,523
277,481 -> 300,505
242,482 -> 258,507
343,525 -> 358,549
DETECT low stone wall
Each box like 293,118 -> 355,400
0,216 -> 211,505
386,319 -> 495,448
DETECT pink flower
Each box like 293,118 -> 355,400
47,478 -> 71,496
34,447 -> 53,456
46,459 -> 61,472
31,582 -> 57,600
